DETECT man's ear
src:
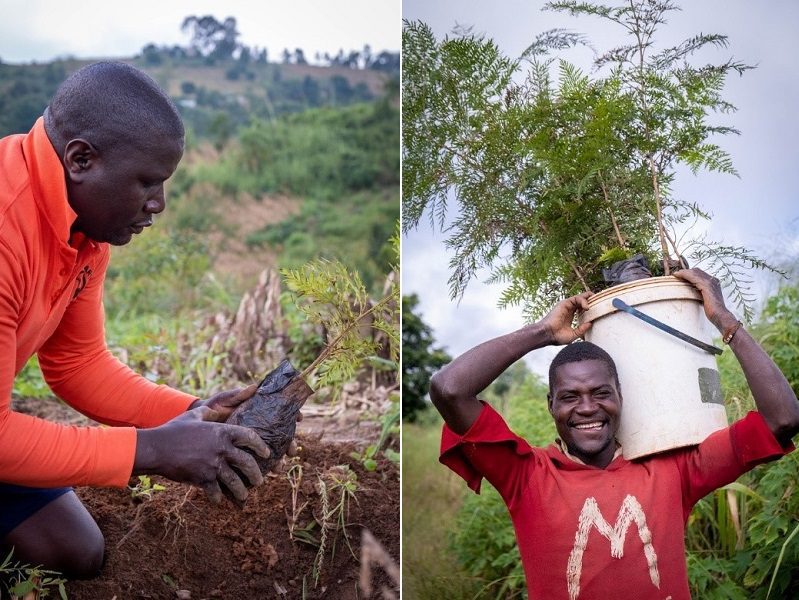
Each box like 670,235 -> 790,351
63,139 -> 98,183
547,392 -> 553,414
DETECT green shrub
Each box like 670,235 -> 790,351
12,356 -> 50,399
685,281 -> 799,598
104,229 -> 212,318
223,101 -> 399,199
246,189 -> 398,293
453,486 -> 526,598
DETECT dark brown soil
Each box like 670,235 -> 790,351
11,396 -> 398,600
66,436 -> 398,599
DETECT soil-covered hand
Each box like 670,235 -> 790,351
539,291 -> 594,345
188,384 -> 258,421
672,268 -> 737,331
190,385 -> 305,425
134,406 -> 271,504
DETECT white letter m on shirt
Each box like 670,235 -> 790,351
566,494 -> 660,600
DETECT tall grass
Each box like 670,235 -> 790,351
685,281 -> 799,598
402,417 -> 483,599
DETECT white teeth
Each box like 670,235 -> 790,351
573,422 -> 604,430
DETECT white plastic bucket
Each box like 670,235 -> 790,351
578,276 -> 728,460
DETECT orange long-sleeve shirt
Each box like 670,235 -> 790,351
0,118 -> 196,488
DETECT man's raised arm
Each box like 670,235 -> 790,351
674,269 -> 799,446
429,292 -> 593,434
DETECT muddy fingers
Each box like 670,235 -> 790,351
202,480 -> 224,505
217,464 -> 249,503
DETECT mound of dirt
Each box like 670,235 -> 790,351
66,435 -> 398,599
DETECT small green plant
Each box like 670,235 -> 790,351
350,394 -> 400,471
0,549 -> 67,599
313,466 -> 360,586
128,475 -> 166,501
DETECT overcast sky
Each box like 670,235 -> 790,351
0,0 -> 399,64
403,0 -> 799,376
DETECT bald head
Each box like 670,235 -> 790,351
44,61 -> 184,156
42,62 -> 185,246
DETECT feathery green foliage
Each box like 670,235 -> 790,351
0,549 -> 67,600
403,2 -> 779,320
281,226 -> 399,392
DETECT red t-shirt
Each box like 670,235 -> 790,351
440,403 -> 792,600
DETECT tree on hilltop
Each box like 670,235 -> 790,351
181,15 -> 240,61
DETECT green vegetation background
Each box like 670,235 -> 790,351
402,279 -> 799,599
4,44 -> 399,400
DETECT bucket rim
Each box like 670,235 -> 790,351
580,276 -> 702,323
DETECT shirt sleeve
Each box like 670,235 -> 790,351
440,402 -> 535,504
676,411 -> 793,512
0,241 -> 136,487
37,248 -> 196,428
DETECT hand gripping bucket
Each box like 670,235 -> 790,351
578,276 -> 728,460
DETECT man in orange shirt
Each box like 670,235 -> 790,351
0,62 -> 280,578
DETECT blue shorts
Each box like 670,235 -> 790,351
0,484 -> 72,539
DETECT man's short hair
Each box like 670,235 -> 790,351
548,341 -> 620,394
46,61 -> 184,155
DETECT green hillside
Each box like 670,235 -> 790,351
4,33 -> 399,400
0,56 -> 393,138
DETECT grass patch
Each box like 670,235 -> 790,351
402,417 -> 482,599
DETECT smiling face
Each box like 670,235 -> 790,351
64,133 -> 184,246
548,359 -> 622,468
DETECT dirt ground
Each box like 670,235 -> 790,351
11,397 -> 399,600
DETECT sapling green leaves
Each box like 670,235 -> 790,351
403,1 -> 780,320
0,549 -> 67,600
281,227 -> 399,393
129,474 -> 166,500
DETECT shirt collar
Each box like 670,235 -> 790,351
21,117 -> 82,246
555,438 -> 623,466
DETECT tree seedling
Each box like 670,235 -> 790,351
0,549 -> 67,600
403,2 -> 781,320
227,229 -> 399,476
350,395 -> 400,471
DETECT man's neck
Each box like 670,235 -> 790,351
555,439 -> 622,467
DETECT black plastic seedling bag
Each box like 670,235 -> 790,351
228,359 -> 314,475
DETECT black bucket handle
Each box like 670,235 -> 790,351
611,298 -> 723,356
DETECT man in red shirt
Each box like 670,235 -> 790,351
0,62 -> 285,577
431,269 -> 799,599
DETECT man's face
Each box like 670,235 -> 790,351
66,134 -> 184,246
548,359 -> 622,468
